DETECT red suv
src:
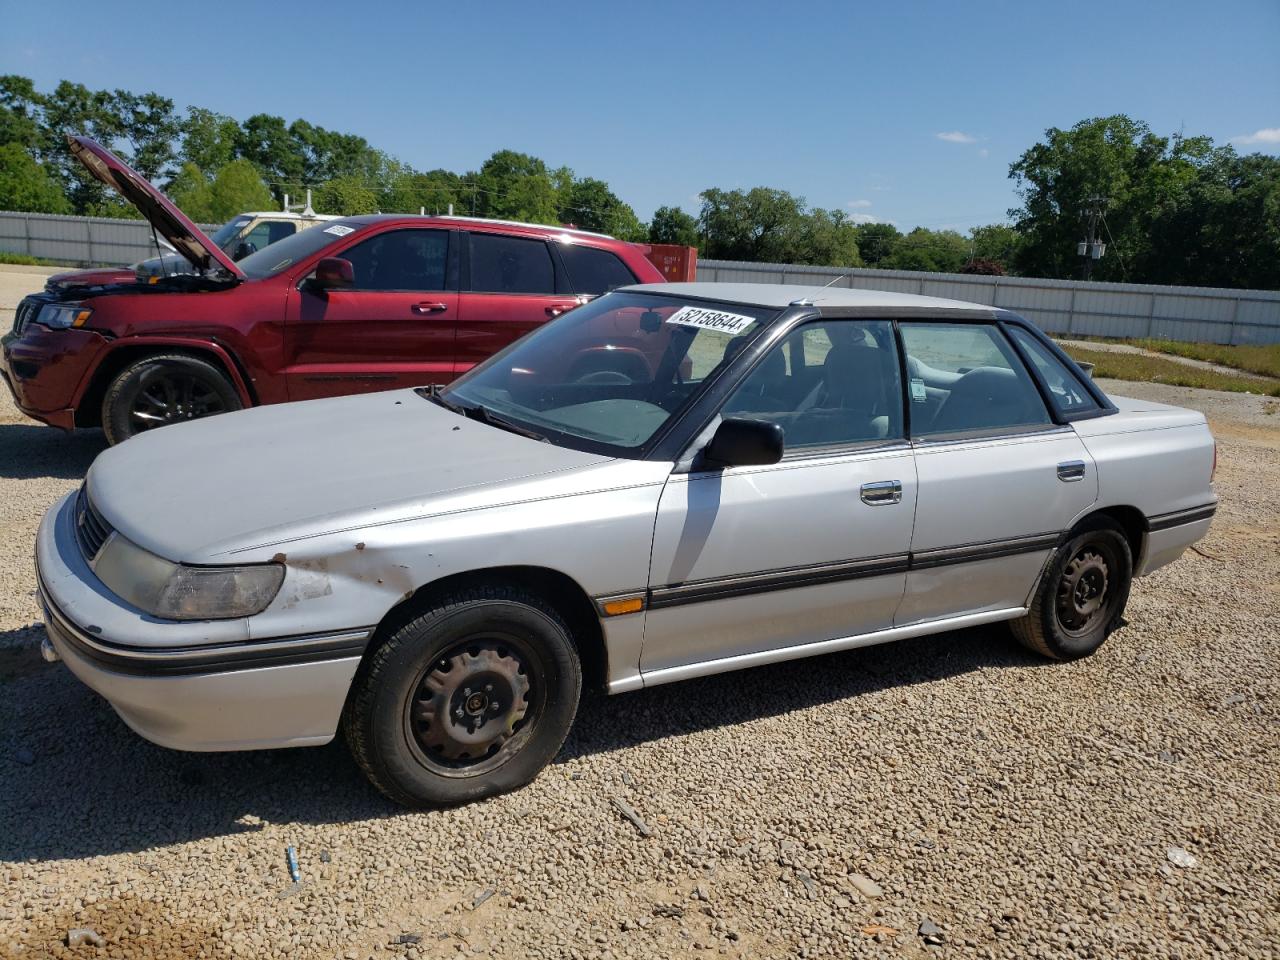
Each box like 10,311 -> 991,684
2,137 -> 665,443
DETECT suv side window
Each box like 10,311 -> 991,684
559,244 -> 637,295
1007,326 -> 1101,417
899,322 -> 1051,435
722,320 -> 904,450
340,229 -> 449,291
469,233 -> 555,294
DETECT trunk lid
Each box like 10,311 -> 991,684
68,135 -> 245,280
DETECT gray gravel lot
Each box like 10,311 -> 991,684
1,272 -> 1277,958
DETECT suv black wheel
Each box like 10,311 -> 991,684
1010,516 -> 1133,660
344,584 -> 582,807
101,353 -> 243,444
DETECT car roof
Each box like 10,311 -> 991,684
239,211 -> 340,221
337,213 -> 620,242
620,282 -> 991,312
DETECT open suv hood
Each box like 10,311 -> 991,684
68,135 -> 245,280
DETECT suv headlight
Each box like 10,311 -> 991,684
37,303 -> 92,329
94,535 -> 284,621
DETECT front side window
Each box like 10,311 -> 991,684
559,244 -> 636,295
444,293 -> 778,455
231,220 -> 296,258
723,320 -> 903,449
899,322 -> 1050,435
341,229 -> 449,291
1007,326 -> 1100,417
238,220 -> 364,278
469,233 -> 555,294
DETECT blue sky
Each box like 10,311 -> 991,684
3,0 -> 1278,232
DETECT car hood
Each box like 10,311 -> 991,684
85,390 -> 614,562
68,135 -> 245,280
45,266 -> 136,292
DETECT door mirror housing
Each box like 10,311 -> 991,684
700,418 -> 784,469
312,257 -> 354,292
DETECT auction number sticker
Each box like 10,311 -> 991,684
323,224 -> 356,237
665,305 -> 756,336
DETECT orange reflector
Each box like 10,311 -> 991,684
72,310 -> 91,327
148,275 -> 160,284
601,596 -> 644,616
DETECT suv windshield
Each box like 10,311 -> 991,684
208,218 -> 252,250
443,292 -> 780,456
238,221 -> 358,279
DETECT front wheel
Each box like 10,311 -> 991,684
1010,517 -> 1133,660
344,585 -> 582,807
101,353 -> 243,444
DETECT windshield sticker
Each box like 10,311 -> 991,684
323,224 -> 355,237
910,378 -> 928,403
664,305 -> 756,335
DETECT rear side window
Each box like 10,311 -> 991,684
1007,326 -> 1100,417
559,244 -> 636,295
340,229 -> 449,291
469,234 -> 555,294
899,322 -> 1051,435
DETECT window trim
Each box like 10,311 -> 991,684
313,226 -> 455,294
999,317 -> 1115,422
895,319 -> 1057,442
553,241 -> 640,297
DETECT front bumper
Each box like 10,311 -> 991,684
36,490 -> 370,752
1,322 -> 107,430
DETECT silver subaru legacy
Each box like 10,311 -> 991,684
36,283 -> 1217,806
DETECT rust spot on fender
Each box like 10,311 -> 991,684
272,552 -> 287,563
355,542 -> 366,551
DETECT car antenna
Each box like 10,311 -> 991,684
790,272 -> 850,306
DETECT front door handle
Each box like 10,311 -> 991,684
1057,460 -> 1086,482
546,305 -> 573,318
860,480 -> 902,505
412,302 -> 449,314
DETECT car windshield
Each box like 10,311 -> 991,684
442,292 -> 780,457
237,220 -> 360,279
208,218 -> 251,251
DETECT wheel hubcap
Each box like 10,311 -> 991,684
409,645 -> 531,765
130,373 -> 227,430
1056,547 -> 1110,633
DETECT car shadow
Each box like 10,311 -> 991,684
0,622 -> 1044,863
0,422 -> 106,480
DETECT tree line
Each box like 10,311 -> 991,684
1,76 -> 1276,289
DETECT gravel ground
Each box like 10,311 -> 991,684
1,314 -> 1278,957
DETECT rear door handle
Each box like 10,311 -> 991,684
412,302 -> 449,314
1057,460 -> 1086,482
546,304 -> 574,317
860,480 -> 902,505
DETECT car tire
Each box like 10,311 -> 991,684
1010,516 -> 1133,661
344,584 -> 582,807
101,353 -> 243,445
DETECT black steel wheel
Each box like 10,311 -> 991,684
1010,517 -> 1132,660
344,584 -> 581,808
102,353 -> 243,444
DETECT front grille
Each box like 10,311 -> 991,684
74,485 -> 114,562
12,296 -> 40,335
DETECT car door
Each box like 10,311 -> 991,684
454,231 -> 581,376
284,227 -> 458,401
895,320 -> 1098,626
640,319 -> 917,679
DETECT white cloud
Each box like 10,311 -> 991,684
1231,128 -> 1280,146
850,213 -> 894,225
936,131 -> 979,144
846,199 -> 872,209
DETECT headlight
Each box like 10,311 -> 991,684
94,535 -> 284,621
36,303 -> 92,329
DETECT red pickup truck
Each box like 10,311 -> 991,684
2,137 -> 666,443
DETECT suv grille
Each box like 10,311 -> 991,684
13,296 -> 41,335
74,485 -> 114,562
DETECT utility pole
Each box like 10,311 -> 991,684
1078,196 -> 1107,281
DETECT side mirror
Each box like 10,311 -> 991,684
700,417 -> 784,469
232,241 -> 253,261
313,257 -> 354,292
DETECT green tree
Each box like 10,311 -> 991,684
167,161 -> 215,221
969,223 -> 1021,272
109,89 -> 179,181
473,150 -> 559,223
0,75 -> 43,149
379,162 -> 461,214
179,107 -> 240,172
698,187 -> 808,262
236,113 -> 306,199
558,177 -> 645,240
207,160 -> 275,220
38,80 -> 123,212
648,205 -> 699,246
797,208 -> 863,267
852,222 -> 901,266
0,143 -> 70,213
313,175 -> 379,216
881,228 -> 969,273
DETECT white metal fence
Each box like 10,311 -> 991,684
3,211 -> 1277,345
699,260 -> 1280,346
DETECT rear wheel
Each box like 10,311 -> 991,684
344,585 -> 581,807
101,353 -> 242,444
1010,517 -> 1133,660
